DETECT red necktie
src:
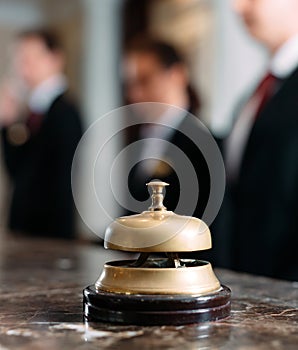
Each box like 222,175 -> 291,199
27,111 -> 43,135
252,72 -> 277,119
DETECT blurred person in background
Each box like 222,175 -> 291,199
0,29 -> 82,239
122,38 -> 211,219
213,0 -> 298,280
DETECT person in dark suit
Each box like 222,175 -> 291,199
212,0 -> 298,280
122,39 -> 212,219
0,29 -> 82,239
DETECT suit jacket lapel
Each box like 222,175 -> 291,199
239,66 -> 298,177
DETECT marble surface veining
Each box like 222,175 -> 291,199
0,237 -> 297,350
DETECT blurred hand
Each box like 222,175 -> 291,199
0,80 -> 23,127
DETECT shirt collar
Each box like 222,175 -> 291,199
28,74 -> 67,114
270,34 -> 298,78
140,105 -> 188,140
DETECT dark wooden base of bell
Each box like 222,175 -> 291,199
83,285 -> 231,326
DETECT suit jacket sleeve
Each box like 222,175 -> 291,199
46,99 -> 83,237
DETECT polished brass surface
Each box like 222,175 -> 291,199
105,210 -> 211,252
147,180 -> 168,211
96,259 -> 221,295
105,180 -> 211,251
105,180 -> 211,252
95,180 -> 225,303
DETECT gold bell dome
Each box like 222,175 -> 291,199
105,180 -> 211,252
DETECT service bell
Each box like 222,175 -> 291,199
83,180 -> 231,325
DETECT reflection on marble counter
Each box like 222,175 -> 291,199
0,238 -> 297,350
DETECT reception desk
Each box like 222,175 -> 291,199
0,237 -> 297,349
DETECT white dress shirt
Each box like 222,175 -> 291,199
29,74 -> 67,114
225,34 -> 298,182
137,106 -> 188,175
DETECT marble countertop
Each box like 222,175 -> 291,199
0,237 -> 297,349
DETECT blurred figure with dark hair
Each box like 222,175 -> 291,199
0,29 -> 82,239
122,38 -> 210,219
214,0 -> 298,280
124,38 -> 200,113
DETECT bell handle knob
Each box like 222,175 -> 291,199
146,179 -> 169,211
